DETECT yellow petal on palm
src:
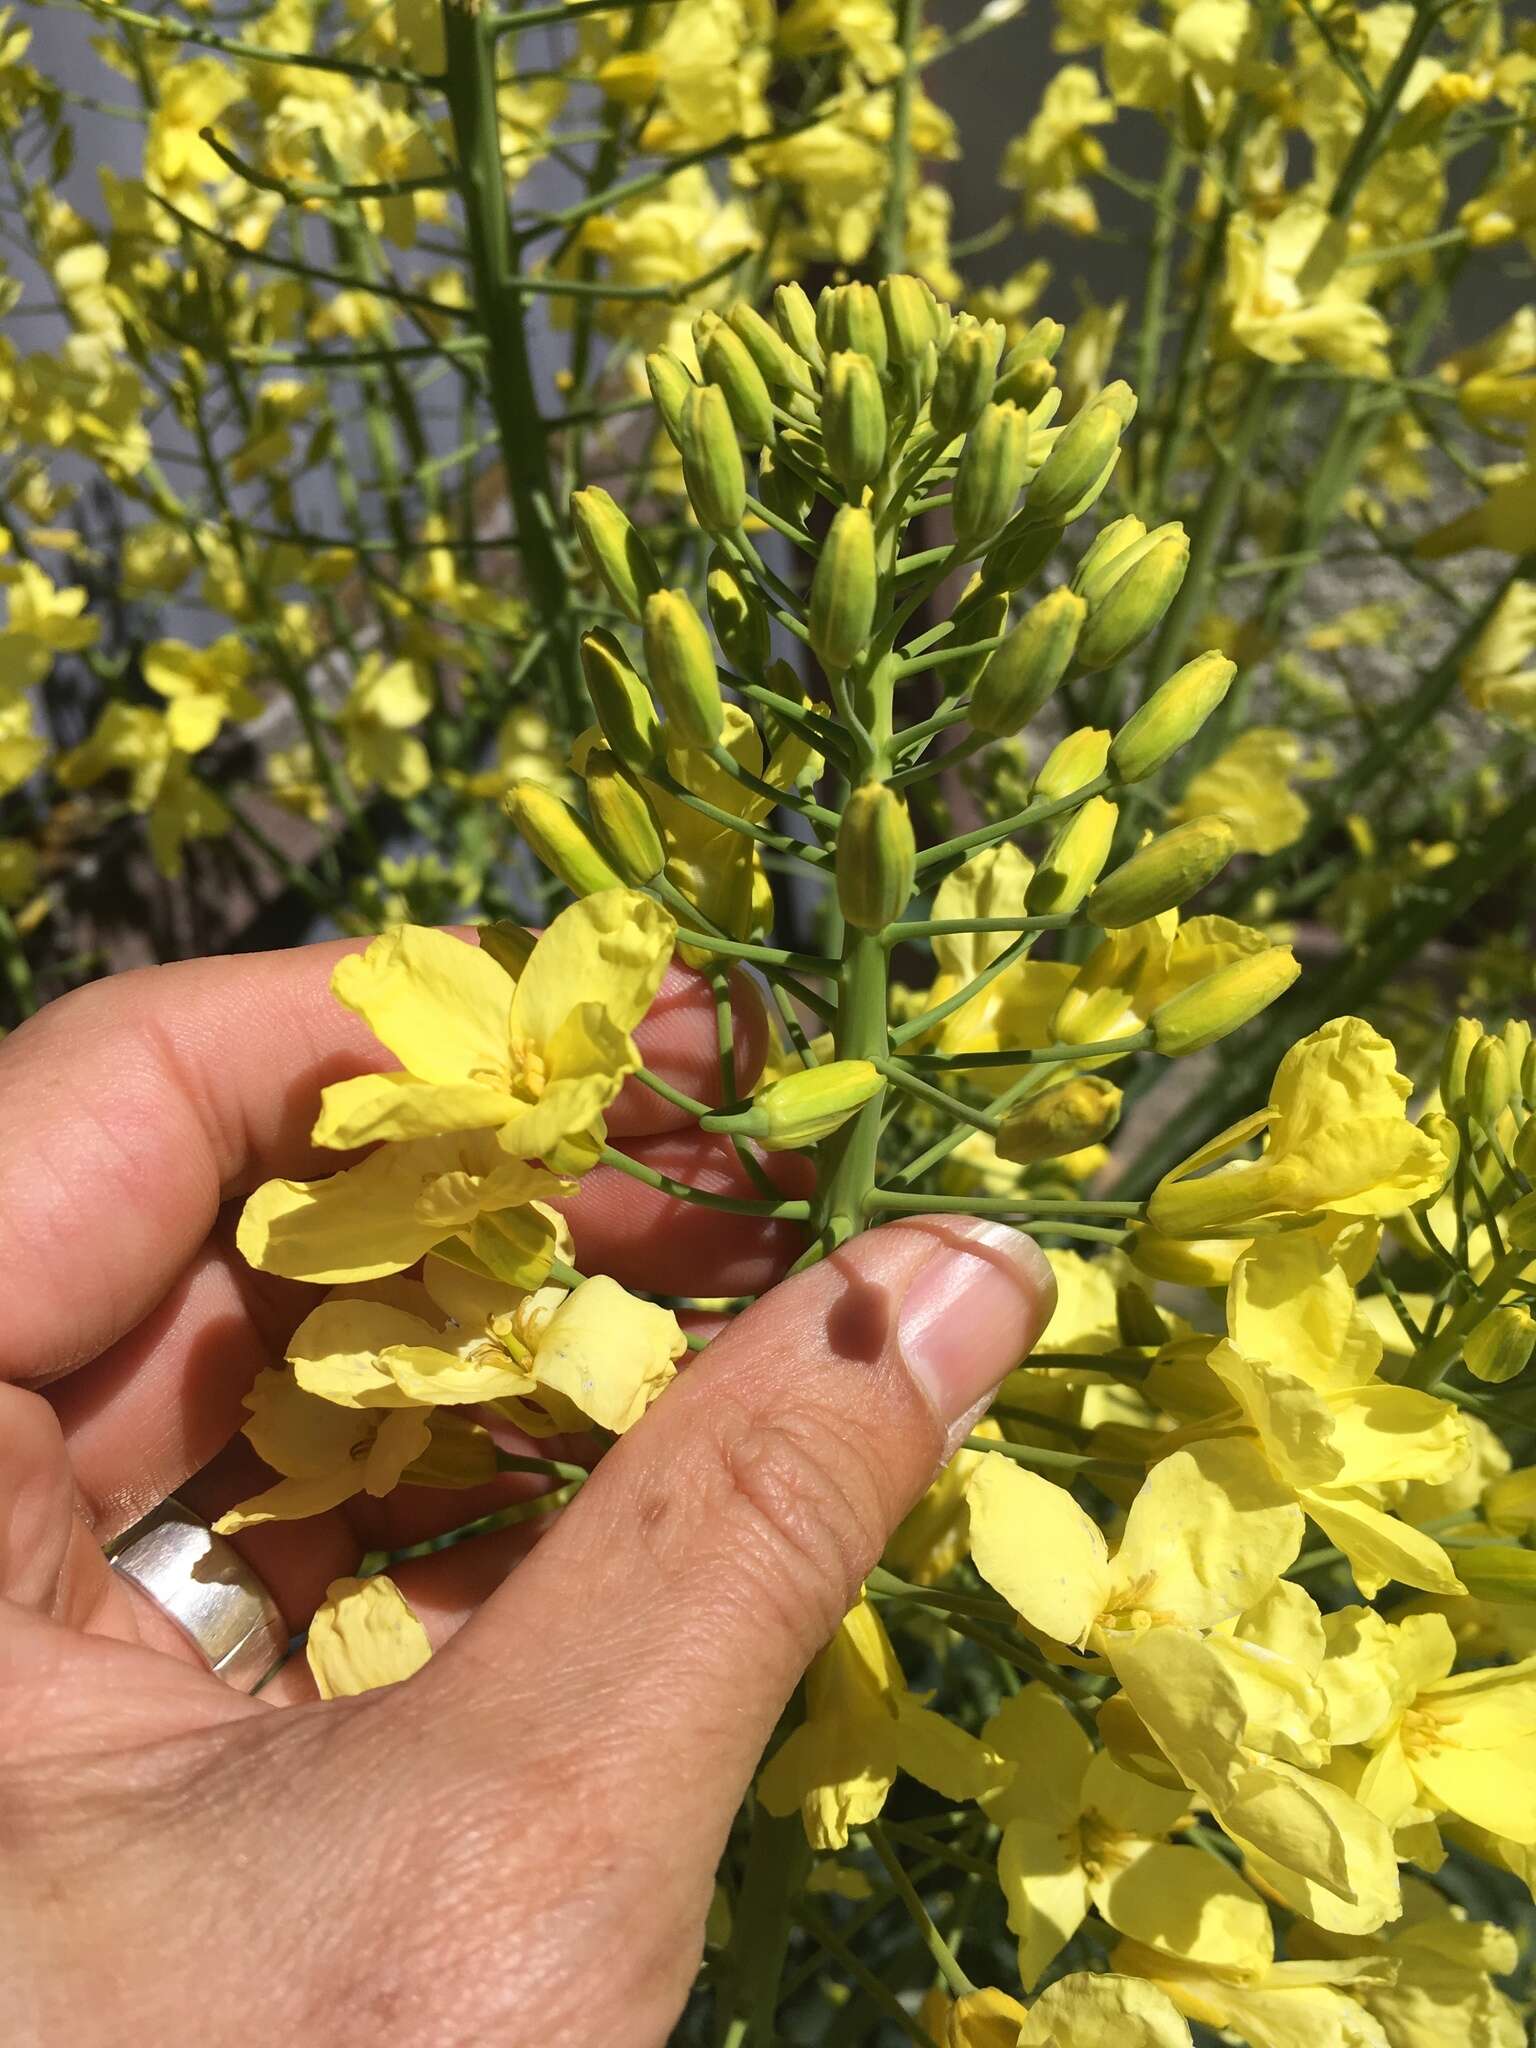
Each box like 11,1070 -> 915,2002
496,1012 -> 634,1161
311,1071 -> 513,1148
982,1684 -> 1094,1827
380,1341 -> 538,1406
287,1298 -> 447,1408
529,1273 -> 686,1433
1092,1841 -> 1273,1976
966,1453 -> 1109,1648
239,1145 -> 457,1282
1110,1438 -> 1303,1632
213,1467 -> 367,1532
306,1574 -> 432,1700
362,1407 -> 434,1496
1301,1486 -> 1466,1599
235,1366 -> 380,1477
330,925 -> 513,1087
1018,1973 -> 1192,2048
756,1714 -> 898,1852
510,888 -> 674,1049
999,1816 -> 1092,1987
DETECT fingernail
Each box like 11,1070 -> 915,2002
897,1219 -> 1056,1451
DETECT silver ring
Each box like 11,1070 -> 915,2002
110,1499 -> 290,1693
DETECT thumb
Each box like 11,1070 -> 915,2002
421,1218 -> 1053,1951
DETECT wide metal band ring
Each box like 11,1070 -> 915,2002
109,1499 -> 290,1694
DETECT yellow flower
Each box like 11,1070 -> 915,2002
924,1972 -> 1192,2047
306,1574 -> 432,1700
757,1598 -> 1002,1850
1224,202 -> 1391,375
0,561 -> 99,689
1111,1933 -> 1394,2048
624,0 -> 772,153
307,891 -> 674,1161
1106,0 -> 1251,119
338,653 -> 433,799
1148,1018 -> 1448,1238
571,166 -> 759,348
55,703 -> 231,877
1001,67 -> 1115,236
143,55 -> 242,198
287,1259 -> 686,1438
0,698 -> 45,794
1461,153 -> 1536,257
885,1423 -> 1002,1585
983,1685 -> 1275,1987
1461,581 -> 1536,734
1172,728 -> 1329,856
212,1367 -> 492,1531
143,634 -> 262,752
1052,911 -> 1274,1049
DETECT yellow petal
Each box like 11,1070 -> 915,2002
305,1574 -> 432,1699
966,1453 -> 1109,1647
311,1071 -> 513,1148
528,1274 -> 686,1433
287,1298 -> 446,1408
330,924 -> 513,1088
509,888 -> 674,1049
1110,1438 -> 1303,1632
1018,1973 -> 1192,2048
998,1816 -> 1091,1987
1093,1840 -> 1273,1975
982,1684 -> 1094,1827
1302,1487 -> 1466,1599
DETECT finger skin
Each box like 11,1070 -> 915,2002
0,935 -> 770,1391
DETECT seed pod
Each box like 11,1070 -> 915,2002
1466,1305 -> 1536,1385
930,315 -> 1003,441
1076,531 -> 1191,671
1087,816 -> 1235,927
679,383 -> 746,535
996,1075 -> 1123,1164
1150,946 -> 1300,1055
645,349 -> 695,447
580,628 -> 662,774
880,274 -> 943,364
1027,392 -> 1132,523
943,590 -> 1009,695
1026,795 -> 1119,915
1110,652 -> 1237,783
773,281 -> 825,371
703,1059 -> 883,1150
707,550 -> 771,675
506,783 -> 621,897
643,588 -> 724,747
1034,727 -> 1112,804
808,504 -> 877,673
952,401 -> 1031,549
822,350 -> 888,493
1441,1015 -> 1483,1116
980,517 -> 1059,596
584,746 -> 665,884
570,486 -> 662,625
817,282 -> 887,373
1467,1033 -> 1514,1132
970,588 -> 1086,737
728,300 -> 812,392
837,782 -> 916,931
1072,515 -> 1149,604
699,321 -> 775,447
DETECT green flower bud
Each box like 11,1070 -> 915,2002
679,383 -> 746,535
580,628 -> 662,774
645,349 -> 695,446
930,315 -> 1003,441
822,350 -> 888,493
1417,1110 -> 1461,1181
643,588 -> 724,747
880,274 -> 944,364
996,1075 -> 1122,1164
1015,317 -> 1066,362
570,486 -> 662,625
837,782 -> 916,931
817,282 -> 887,373
1027,393 -> 1132,524
1466,1032 -> 1513,1132
970,588 -> 1086,736
1515,1112 -> 1536,1177
707,550 -> 771,675
1523,1042 -> 1536,1108
1035,726 -> 1111,803
1509,1191 -> 1536,1252
944,590 -> 1009,695
1075,531 -> 1191,671
584,746 -> 665,884
1110,652 -> 1237,783
506,782 -> 621,897
1440,1016 -> 1482,1116
758,442 -> 814,525
1087,816 -> 1235,927
995,350 -> 1058,410
1116,1281 -> 1168,1348
979,517 -> 1059,597
809,504 -> 877,673
773,281 -> 825,372
1465,1305 -> 1536,1384
1026,795 -> 1119,914
728,300 -> 813,392
703,1059 -> 883,1150
1150,946 -> 1300,1055
1446,1545 -> 1536,1604
1072,515 -> 1149,604
1505,1018 -> 1533,1101
952,401 -> 1032,549
699,321 -> 775,447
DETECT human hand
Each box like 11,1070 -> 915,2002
0,940 -> 1053,2046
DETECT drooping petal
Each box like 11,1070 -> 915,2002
306,1574 -> 432,1699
